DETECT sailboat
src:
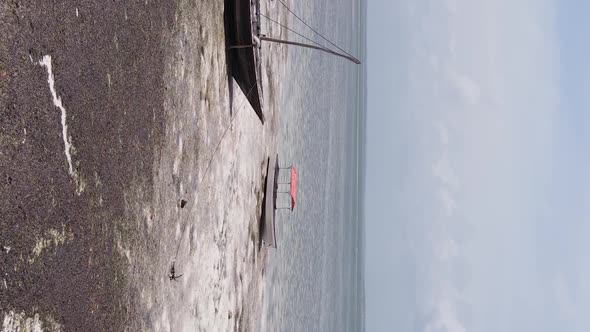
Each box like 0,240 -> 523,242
224,0 -> 361,123
224,0 -> 265,122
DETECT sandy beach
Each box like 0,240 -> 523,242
1,0 -> 286,330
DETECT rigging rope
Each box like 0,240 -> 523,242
173,82 -> 259,260
276,0 -> 357,59
260,13 -> 327,50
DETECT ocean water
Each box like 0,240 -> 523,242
260,0 -> 366,330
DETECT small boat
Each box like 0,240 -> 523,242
261,155 -> 278,247
261,154 -> 297,248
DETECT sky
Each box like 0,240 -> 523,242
365,0 -> 590,331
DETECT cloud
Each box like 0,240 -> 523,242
443,0 -> 458,14
445,67 -> 481,105
438,189 -> 457,217
434,235 -> 459,262
434,123 -> 450,146
432,156 -> 459,188
425,300 -> 466,332
553,276 -> 575,321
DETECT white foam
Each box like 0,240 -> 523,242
29,226 -> 73,263
2,311 -> 46,332
38,55 -> 81,193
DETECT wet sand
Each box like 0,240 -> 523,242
1,0 -> 286,330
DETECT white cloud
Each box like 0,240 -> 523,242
426,300 -> 466,332
438,189 -> 457,217
553,276 -> 575,321
447,32 -> 457,59
434,123 -> 450,146
432,156 -> 459,188
434,235 -> 459,262
445,67 -> 481,105
443,0 -> 458,15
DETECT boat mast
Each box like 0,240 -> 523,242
259,36 -> 361,64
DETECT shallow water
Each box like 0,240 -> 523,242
260,0 -> 365,330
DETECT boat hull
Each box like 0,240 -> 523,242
261,155 -> 278,248
224,0 -> 264,123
